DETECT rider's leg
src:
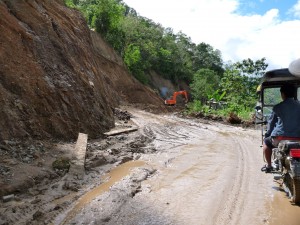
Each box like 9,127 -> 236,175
263,142 -> 272,167
263,136 -> 274,168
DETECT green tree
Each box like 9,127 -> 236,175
234,57 -> 268,77
219,58 -> 267,114
65,0 -> 126,53
65,0 -> 225,87
190,69 -> 220,103
124,44 -> 148,84
232,57 -> 268,105
92,0 -> 126,52
172,32 -> 195,82
193,42 -> 224,75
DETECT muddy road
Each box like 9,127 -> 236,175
1,108 -> 300,225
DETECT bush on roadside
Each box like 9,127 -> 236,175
186,100 -> 254,124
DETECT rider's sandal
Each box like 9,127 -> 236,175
261,165 -> 273,173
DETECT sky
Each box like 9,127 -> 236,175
122,0 -> 300,70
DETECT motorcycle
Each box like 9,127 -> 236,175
256,114 -> 300,205
256,67 -> 300,204
272,138 -> 300,203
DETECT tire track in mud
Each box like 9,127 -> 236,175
150,126 -> 189,140
142,125 -> 188,150
141,122 -> 213,151
134,111 -> 214,150
137,115 -> 190,146
213,134 -> 252,225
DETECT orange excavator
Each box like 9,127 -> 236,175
164,90 -> 188,106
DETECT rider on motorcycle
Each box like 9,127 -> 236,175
262,83 -> 300,173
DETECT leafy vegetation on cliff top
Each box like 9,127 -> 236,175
64,0 -> 268,120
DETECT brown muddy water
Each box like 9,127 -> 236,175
60,160 -> 145,224
269,187 -> 300,225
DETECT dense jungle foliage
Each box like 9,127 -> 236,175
64,0 -> 268,120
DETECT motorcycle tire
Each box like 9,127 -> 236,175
292,178 -> 300,204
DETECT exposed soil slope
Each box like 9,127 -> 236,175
0,0 -> 166,141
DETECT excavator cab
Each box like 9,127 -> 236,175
164,90 -> 188,106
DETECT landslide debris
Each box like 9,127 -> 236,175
0,113 -> 157,225
0,0 -> 114,140
0,0 -> 167,212
0,0 -> 166,142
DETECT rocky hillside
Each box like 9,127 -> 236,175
0,0 -> 166,141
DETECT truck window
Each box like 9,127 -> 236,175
263,87 -> 281,106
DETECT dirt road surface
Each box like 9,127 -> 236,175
1,109 -> 300,225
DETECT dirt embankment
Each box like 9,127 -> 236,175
0,0 -> 166,142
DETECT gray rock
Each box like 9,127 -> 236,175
2,194 -> 14,203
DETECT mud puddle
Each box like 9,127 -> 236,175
58,160 -> 146,224
269,186 -> 300,225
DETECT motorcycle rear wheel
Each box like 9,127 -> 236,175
292,178 -> 300,204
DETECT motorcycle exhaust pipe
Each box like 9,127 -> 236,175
273,174 -> 283,180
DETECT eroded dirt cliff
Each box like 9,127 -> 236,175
0,0 -> 166,141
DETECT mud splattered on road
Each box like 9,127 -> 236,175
269,190 -> 300,225
1,108 -> 300,225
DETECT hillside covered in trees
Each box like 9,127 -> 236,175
65,0 -> 268,119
